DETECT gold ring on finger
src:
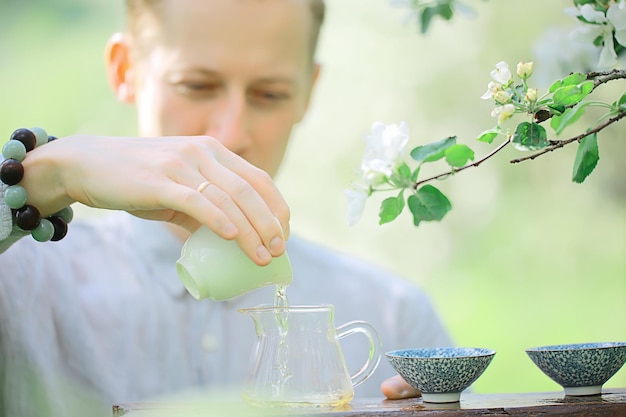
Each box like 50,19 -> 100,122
196,180 -> 211,193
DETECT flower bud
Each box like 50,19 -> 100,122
517,61 -> 534,79
525,87 -> 538,103
494,90 -> 513,104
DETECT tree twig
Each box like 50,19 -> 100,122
587,69 -> 626,89
413,137 -> 511,189
409,72 -> 625,189
510,110 -> 626,164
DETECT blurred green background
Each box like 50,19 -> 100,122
1,0 -> 624,394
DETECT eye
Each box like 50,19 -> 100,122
249,89 -> 290,105
173,81 -> 220,98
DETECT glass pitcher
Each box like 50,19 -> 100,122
238,304 -> 382,409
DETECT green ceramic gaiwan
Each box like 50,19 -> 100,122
176,226 -> 293,301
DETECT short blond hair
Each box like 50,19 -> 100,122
125,0 -> 325,59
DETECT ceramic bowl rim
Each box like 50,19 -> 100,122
385,347 -> 496,360
525,341 -> 626,353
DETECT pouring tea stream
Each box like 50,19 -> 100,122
176,226 -> 382,409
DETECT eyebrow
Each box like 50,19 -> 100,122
175,68 -> 298,85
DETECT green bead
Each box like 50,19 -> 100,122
31,218 -> 54,242
54,206 -> 74,223
30,127 -> 49,148
2,140 -> 27,161
4,185 -> 28,209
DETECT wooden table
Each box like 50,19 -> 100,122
113,388 -> 626,416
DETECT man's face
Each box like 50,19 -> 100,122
127,0 -> 318,177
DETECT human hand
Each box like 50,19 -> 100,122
21,135 -> 289,265
380,374 -> 421,400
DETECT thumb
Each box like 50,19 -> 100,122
381,374 -> 421,400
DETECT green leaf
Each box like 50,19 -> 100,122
438,3 -> 454,20
419,4 -> 454,33
445,144 -> 475,167
419,7 -> 434,34
396,162 -> 412,181
593,34 -> 604,47
379,193 -> 405,225
549,73 -> 587,93
477,129 -> 499,144
547,104 -> 565,116
410,136 -> 456,163
550,102 -> 590,136
572,133 -> 599,184
407,185 -> 452,226
512,122 -> 549,150
410,167 -> 420,182
616,93 -> 626,110
552,80 -> 594,107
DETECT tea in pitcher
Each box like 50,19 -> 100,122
239,304 -> 382,408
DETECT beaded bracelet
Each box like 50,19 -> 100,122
0,128 -> 73,242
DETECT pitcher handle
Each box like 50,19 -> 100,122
336,320 -> 382,388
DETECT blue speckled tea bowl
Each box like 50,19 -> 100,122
525,342 -> 626,396
385,347 -> 496,403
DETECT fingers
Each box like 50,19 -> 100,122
162,144 -> 289,265
155,181 -> 238,239
51,135 -> 290,265
380,375 -> 421,400
194,177 -> 280,265
195,148 -> 290,261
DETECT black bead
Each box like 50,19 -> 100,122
0,159 -> 24,185
15,205 -> 41,230
48,215 -> 68,241
47,135 -> 57,142
10,128 -> 36,152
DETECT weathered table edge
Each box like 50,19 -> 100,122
113,388 -> 626,416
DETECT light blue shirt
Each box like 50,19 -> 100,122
0,212 -> 452,417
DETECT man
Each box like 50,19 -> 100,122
0,1 -> 447,415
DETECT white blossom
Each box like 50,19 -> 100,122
580,3 -> 606,23
344,121 -> 410,226
490,61 -> 512,85
569,1 -> 626,69
361,121 -> 409,183
494,90 -> 513,104
481,81 -> 503,100
608,0 -> 626,47
344,186 -> 369,227
491,104 -> 516,125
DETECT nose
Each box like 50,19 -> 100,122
205,92 -> 251,154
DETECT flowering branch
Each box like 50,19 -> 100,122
345,0 -> 626,228
412,71 -> 626,189
534,70 -> 626,123
413,137 -> 511,189
511,109 -> 626,163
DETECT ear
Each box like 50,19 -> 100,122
104,32 -> 136,103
